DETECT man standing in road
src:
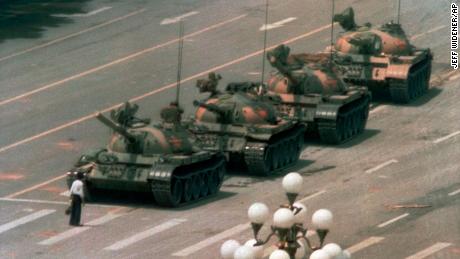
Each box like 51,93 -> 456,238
69,171 -> 85,226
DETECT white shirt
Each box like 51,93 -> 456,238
70,180 -> 84,198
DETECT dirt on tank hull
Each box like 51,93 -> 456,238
333,7 -> 432,103
66,102 -> 226,207
188,74 -> 305,176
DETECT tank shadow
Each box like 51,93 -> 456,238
369,87 -> 442,106
304,129 -> 381,149
0,0 -> 92,43
84,189 -> 237,210
404,87 -> 442,107
226,159 -> 315,181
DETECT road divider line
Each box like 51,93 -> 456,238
260,17 -> 297,31
54,6 -> 113,18
0,197 -> 122,208
377,213 -> 409,228
298,190 -> 327,203
448,188 -> 460,196
39,213 -> 123,245
172,223 -> 250,257
0,13 -> 247,107
346,236 -> 385,254
4,174 -> 66,198
60,190 -> 71,197
0,209 -> 55,234
365,159 -> 398,174
411,25 -> 447,40
369,105 -> 388,115
0,9 -> 146,63
0,22 -> 331,157
433,131 -> 460,144
405,242 -> 452,259
104,218 -> 187,251
161,11 -> 199,25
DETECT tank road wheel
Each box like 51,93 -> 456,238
169,179 -> 183,207
151,178 -> 183,207
191,176 -> 201,200
83,183 -> 94,202
217,165 -> 225,188
199,173 -> 210,198
359,102 -> 369,133
208,170 -> 219,195
182,178 -> 193,202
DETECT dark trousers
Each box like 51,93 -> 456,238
69,194 -> 82,226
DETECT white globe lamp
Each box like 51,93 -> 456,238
244,239 -> 264,259
309,249 -> 331,259
322,243 -> 342,258
269,249 -> 290,259
273,208 -> 295,229
220,239 -> 241,259
234,245 -> 256,259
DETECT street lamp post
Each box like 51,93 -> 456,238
220,172 -> 351,259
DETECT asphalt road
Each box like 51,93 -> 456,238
0,0 -> 458,258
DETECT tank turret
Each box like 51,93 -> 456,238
332,7 -> 432,103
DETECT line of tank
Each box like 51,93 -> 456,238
65,5 -> 432,208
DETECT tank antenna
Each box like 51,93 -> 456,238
397,0 -> 401,24
329,0 -> 335,67
260,0 -> 269,87
175,19 -> 184,105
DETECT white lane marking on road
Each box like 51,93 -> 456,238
405,242 -> 452,259
53,6 -> 113,18
365,159 -> 398,174
5,175 -> 66,198
0,9 -> 146,63
248,72 -> 261,75
346,237 -> 385,254
298,190 -> 327,203
0,22 -> 331,157
39,213 -> 122,245
433,131 -> 460,144
104,218 -> 187,251
369,105 -> 388,115
0,14 -> 247,108
448,188 -> 460,196
377,213 -> 409,228
0,197 -> 122,208
172,223 -> 250,257
0,209 -> 55,234
262,230 -> 315,257
411,25 -> 447,40
260,17 -> 297,31
60,190 -> 71,197
161,11 -> 199,25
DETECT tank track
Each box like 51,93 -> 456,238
243,125 -> 305,176
317,95 -> 370,144
150,155 -> 226,207
389,58 -> 432,103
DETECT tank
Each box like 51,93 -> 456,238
188,73 -> 306,176
332,7 -> 432,103
231,44 -> 371,144
66,102 -> 226,207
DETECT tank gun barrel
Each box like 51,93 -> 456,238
96,112 -> 137,142
193,100 -> 228,117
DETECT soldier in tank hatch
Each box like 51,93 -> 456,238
196,72 -> 222,97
